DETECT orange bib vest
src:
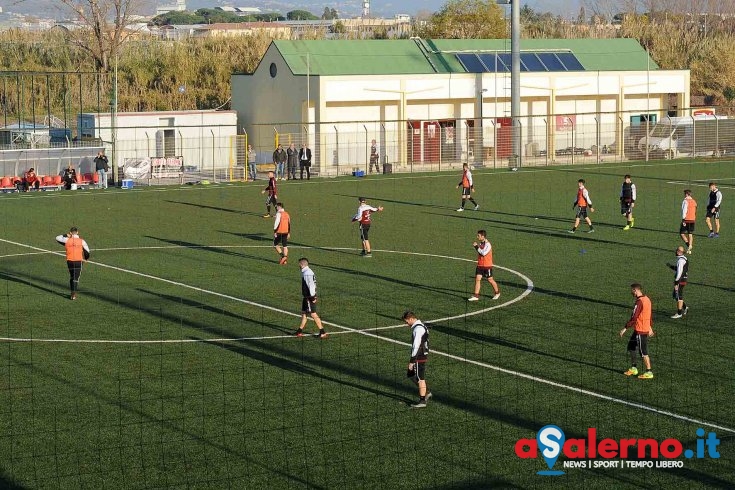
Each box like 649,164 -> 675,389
65,236 -> 84,261
684,197 -> 697,222
276,211 -> 290,234
477,242 -> 493,268
633,295 -> 653,334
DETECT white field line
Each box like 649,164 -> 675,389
1,240 -> 733,434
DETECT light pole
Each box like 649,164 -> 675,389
496,0 -> 520,169
478,87 -> 487,165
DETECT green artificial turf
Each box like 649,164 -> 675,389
0,159 -> 733,488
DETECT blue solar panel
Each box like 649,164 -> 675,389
477,53 -> 508,72
456,53 -> 486,73
456,51 -> 584,73
520,53 -> 545,72
556,52 -> 584,71
537,53 -> 565,71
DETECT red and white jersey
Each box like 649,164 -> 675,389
352,204 -> 379,225
460,168 -> 473,188
476,240 -> 493,268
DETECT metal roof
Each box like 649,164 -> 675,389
272,38 -> 659,76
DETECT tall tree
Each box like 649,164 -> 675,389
58,0 -> 144,72
420,0 -> 506,39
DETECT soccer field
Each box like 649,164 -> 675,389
0,159 -> 733,489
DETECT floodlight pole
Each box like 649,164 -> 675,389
497,0 -> 520,169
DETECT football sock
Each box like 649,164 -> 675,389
572,226 -> 578,231
469,197 -> 477,205
419,395 -> 426,401
460,199 -> 466,209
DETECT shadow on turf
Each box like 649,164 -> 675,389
0,272 -> 70,300
145,236 -> 275,265
0,469 -> 26,490
308,260 -> 468,300
426,212 -> 672,253
428,321 -> 621,375
165,199 -> 263,217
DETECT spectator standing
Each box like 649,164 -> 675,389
94,150 -> 109,189
272,144 -> 287,181
286,143 -> 298,180
55,226 -> 90,300
299,143 -> 312,180
706,182 -> 722,238
247,144 -> 257,181
369,139 -> 380,174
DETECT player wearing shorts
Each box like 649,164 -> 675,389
351,197 -> 383,257
273,202 -> 290,265
403,310 -> 432,408
456,163 -> 479,212
569,179 -> 595,233
680,189 -> 697,254
261,171 -> 278,217
619,283 -> 654,379
706,182 -> 722,238
669,246 -> 689,319
468,230 -> 500,302
294,258 -> 328,339
620,174 -> 637,230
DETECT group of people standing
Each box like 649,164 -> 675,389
246,143 -> 313,181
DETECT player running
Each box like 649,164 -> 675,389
456,163 -> 479,212
620,174 -> 637,230
351,197 -> 383,257
569,179 -> 595,233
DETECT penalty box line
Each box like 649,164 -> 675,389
0,238 -> 732,434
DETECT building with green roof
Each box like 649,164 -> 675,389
232,38 -> 689,172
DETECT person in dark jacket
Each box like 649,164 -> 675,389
286,143 -> 298,180
272,144 -> 287,181
94,150 -> 109,189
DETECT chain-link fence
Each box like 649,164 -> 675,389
4,109 -> 735,187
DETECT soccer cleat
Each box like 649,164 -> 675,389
683,306 -> 689,316
671,313 -> 683,319
623,225 -> 631,231
279,256 -> 288,265
623,367 -> 638,376
714,233 -> 720,238
456,208 -> 464,212
262,214 -> 271,218
686,248 -> 692,255
425,392 -> 433,402
364,253 -> 372,258
474,204 -> 480,211
638,371 -> 654,380
318,332 -> 329,339
467,296 -> 479,302
360,250 -> 366,256
568,229 -> 575,234
492,293 -> 501,300
708,231 -> 715,238
70,293 -> 77,300
294,330 -> 304,337
587,228 -> 595,233
410,400 -> 427,409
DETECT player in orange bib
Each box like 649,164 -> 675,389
569,179 -> 595,233
467,230 -> 500,302
680,189 -> 697,254
55,226 -> 90,300
619,283 -> 654,379
273,202 -> 291,265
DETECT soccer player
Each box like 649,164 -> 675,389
619,283 -> 654,379
260,171 -> 278,217
569,179 -> 595,233
403,310 -> 432,408
55,226 -> 90,300
351,197 -> 383,257
669,246 -> 689,319
294,258 -> 328,339
456,163 -> 479,212
273,202 -> 290,265
620,174 -> 637,230
680,189 -> 697,254
468,230 -> 500,302
706,182 -> 722,238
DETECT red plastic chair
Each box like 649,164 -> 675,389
83,173 -> 94,183
0,177 -> 11,188
52,175 -> 62,185
92,173 -> 99,183
42,176 -> 54,185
